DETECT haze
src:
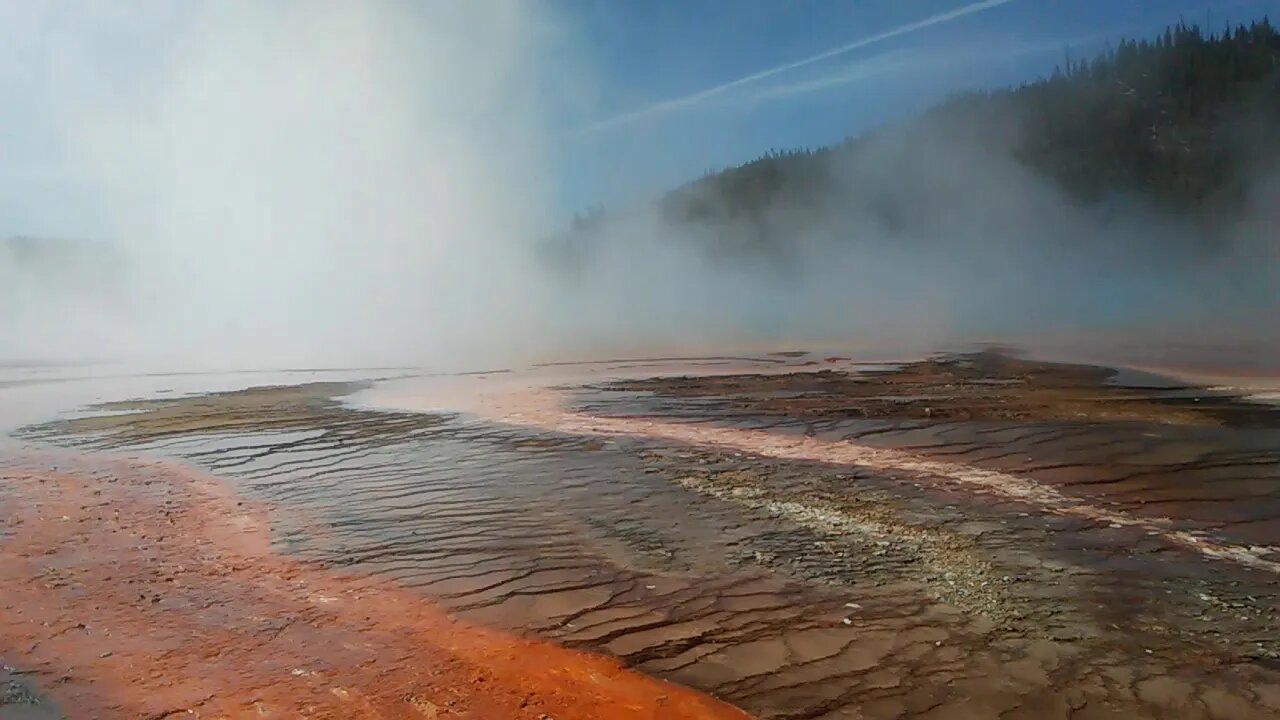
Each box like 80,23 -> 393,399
2,0 -> 1277,371
3,1 -> 562,369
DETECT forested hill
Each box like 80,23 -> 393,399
555,20 -> 1280,262
949,19 -> 1280,213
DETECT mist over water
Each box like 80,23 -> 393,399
545,123 -> 1280,361
2,1 -> 1278,371
5,1 -> 564,369
84,2 -> 553,367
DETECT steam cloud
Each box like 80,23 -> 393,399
2,1 -> 1278,371
544,109 -> 1280,362
4,0 -> 564,369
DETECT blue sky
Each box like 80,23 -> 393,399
554,0 -> 1280,213
2,0 -> 1279,238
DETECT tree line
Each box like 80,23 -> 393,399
551,19 -> 1280,259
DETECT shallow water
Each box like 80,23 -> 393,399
8,352 -> 1280,718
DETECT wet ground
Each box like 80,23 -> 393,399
0,451 -> 748,719
4,349 -> 1280,718
0,665 -> 61,720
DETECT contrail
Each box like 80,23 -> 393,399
747,32 -> 1104,103
577,0 -> 1021,135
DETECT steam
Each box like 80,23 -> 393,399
2,2 -> 1278,372
5,0 -> 564,369
543,107 -> 1280,360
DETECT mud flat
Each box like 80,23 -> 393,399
9,349 -> 1280,719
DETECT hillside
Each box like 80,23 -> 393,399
550,20 -> 1280,266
